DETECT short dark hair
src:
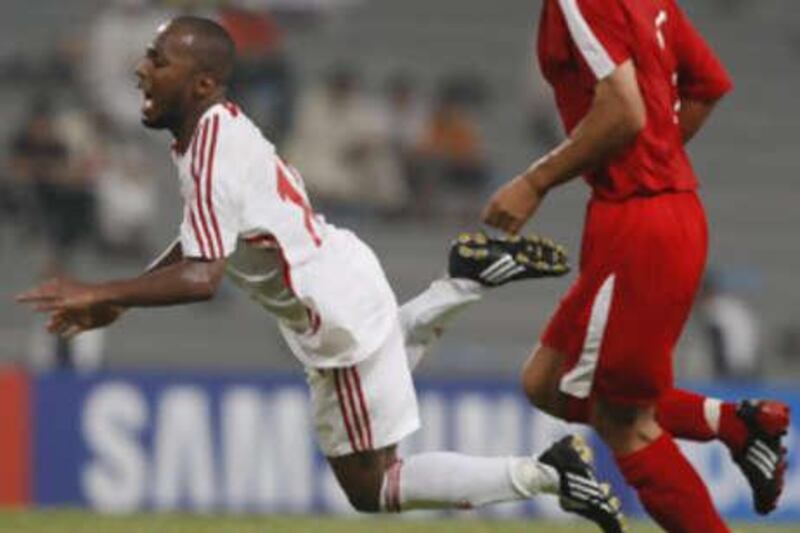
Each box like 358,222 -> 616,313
169,16 -> 236,85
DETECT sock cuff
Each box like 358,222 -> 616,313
380,459 -> 404,513
703,398 -> 723,434
508,457 -> 560,497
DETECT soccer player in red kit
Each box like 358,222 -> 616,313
482,0 -> 790,531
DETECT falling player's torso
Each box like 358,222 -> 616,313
225,238 -> 311,333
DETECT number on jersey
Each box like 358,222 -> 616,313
276,160 -> 322,247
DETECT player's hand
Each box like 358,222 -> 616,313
16,277 -> 102,314
46,305 -> 126,339
481,174 -> 544,234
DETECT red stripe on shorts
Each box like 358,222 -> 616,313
342,368 -> 367,451
350,367 -> 373,449
334,369 -> 360,452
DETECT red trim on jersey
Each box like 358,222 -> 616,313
191,118 -> 216,258
276,160 -> 322,247
275,242 -> 292,290
223,101 -> 239,117
189,208 -> 210,258
306,308 -> 321,335
244,234 -> 278,247
351,368 -> 373,448
205,114 -> 224,257
334,369 -> 360,452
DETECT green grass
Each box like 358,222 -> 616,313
0,511 -> 795,533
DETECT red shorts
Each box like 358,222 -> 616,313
542,191 -> 708,406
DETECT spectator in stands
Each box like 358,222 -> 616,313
384,73 -> 427,213
286,66 -> 408,216
525,69 -> 560,149
9,96 -> 96,268
416,78 -> 490,220
696,271 -> 761,380
82,0 -> 170,134
220,2 -> 295,145
95,142 -> 156,259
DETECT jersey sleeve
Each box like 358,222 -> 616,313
179,113 -> 241,260
557,0 -> 632,81
671,2 -> 733,102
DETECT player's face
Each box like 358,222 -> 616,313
135,24 -> 198,130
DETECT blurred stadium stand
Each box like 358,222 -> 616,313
1,0 -> 799,380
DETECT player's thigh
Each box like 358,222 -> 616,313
591,397 -> 661,455
306,326 -> 420,458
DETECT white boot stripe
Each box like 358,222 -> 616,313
747,455 -> 774,480
483,262 -> 518,282
479,254 -> 514,278
566,473 -> 601,490
484,263 -> 525,283
749,446 -> 777,470
754,440 -> 780,463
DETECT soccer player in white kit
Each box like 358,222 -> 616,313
17,17 -> 624,531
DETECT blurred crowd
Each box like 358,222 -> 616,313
1,0 -> 796,376
0,0 -> 508,266
0,0 -> 512,371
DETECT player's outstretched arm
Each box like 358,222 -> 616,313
482,60 -> 645,234
17,258 -> 226,316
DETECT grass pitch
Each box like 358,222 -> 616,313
0,511 -> 796,533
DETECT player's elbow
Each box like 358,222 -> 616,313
182,260 -> 225,301
192,279 -> 218,302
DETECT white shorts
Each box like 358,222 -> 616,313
306,322 -> 421,457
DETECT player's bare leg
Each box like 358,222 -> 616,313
327,438 -> 626,532
521,344 -> 571,418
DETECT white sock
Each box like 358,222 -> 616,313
399,278 -> 484,370
703,398 -> 723,434
380,452 -> 559,512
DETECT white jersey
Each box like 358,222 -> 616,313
171,102 -> 398,368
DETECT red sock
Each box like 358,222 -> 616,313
656,389 -> 715,441
562,389 -> 749,453
718,402 -> 748,454
655,389 -> 748,452
616,433 -> 729,533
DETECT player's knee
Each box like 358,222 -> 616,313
591,398 -> 660,453
521,365 -> 554,412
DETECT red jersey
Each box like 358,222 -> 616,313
538,0 -> 732,201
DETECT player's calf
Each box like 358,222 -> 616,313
521,344 -> 570,419
328,446 -> 399,513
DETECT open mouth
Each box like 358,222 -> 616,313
139,85 -> 155,113
142,90 -> 155,113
